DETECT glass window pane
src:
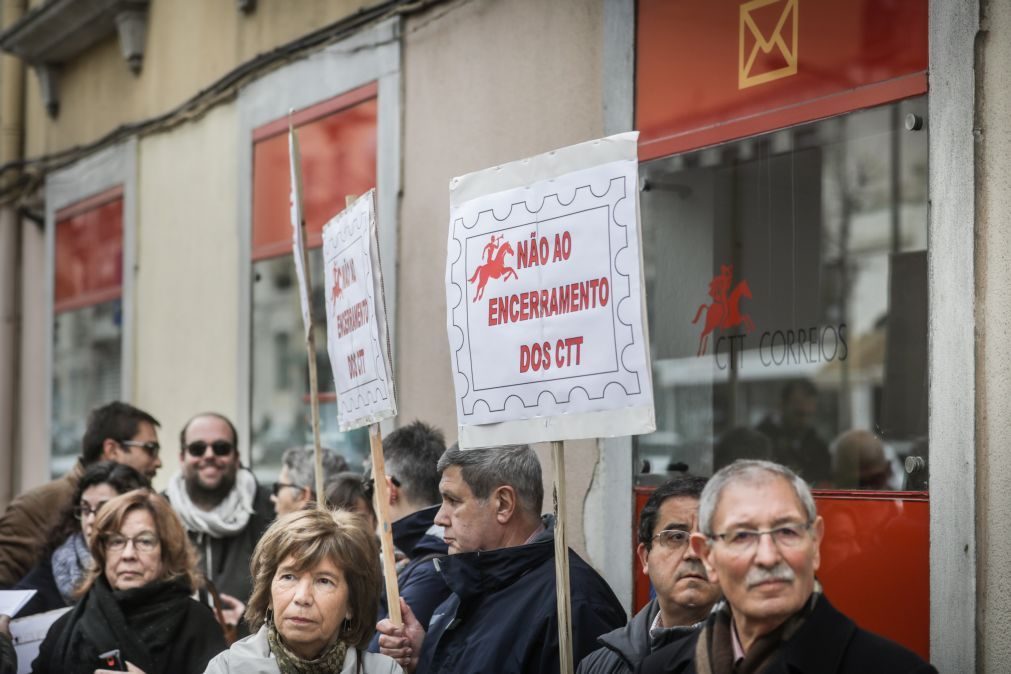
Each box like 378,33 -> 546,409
51,300 -> 122,477
250,249 -> 369,485
635,97 -> 928,491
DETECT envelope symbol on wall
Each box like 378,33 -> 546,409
739,0 -> 798,89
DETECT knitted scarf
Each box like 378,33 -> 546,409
166,468 -> 258,538
694,588 -> 821,674
267,622 -> 350,674
51,532 -> 92,603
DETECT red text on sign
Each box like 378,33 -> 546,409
519,336 -> 584,373
347,349 -> 366,379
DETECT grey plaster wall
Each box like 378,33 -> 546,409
976,0 -> 1011,668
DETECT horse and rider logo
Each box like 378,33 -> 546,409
692,264 -> 755,356
469,233 -> 518,301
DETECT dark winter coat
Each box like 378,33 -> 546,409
31,575 -> 226,674
416,526 -> 626,674
636,595 -> 936,674
578,598 -> 702,674
368,504 -> 451,652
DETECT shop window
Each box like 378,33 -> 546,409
52,188 -> 124,476
249,85 -> 377,484
635,97 -> 928,491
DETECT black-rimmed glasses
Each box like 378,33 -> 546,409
272,482 -> 303,497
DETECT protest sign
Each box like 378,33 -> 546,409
446,131 -> 655,448
322,189 -> 397,430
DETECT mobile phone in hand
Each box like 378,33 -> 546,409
98,648 -> 127,671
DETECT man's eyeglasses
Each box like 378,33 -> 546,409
651,529 -> 692,550
363,475 -> 401,499
272,482 -> 303,497
185,440 -> 235,458
73,502 -> 108,520
708,522 -> 812,554
105,533 -> 160,552
120,440 -> 160,458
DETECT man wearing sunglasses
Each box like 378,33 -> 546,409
638,460 -> 935,674
0,401 -> 160,588
165,412 -> 273,634
579,476 -> 720,673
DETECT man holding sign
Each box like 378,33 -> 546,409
376,445 -> 625,673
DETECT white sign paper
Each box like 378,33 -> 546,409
323,189 -> 397,430
10,606 -> 71,674
289,119 -> 313,339
0,590 -> 34,617
447,132 -> 655,447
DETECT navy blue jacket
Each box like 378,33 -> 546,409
416,527 -> 626,674
636,595 -> 936,674
368,505 -> 450,652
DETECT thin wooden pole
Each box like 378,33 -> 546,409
370,422 -> 403,625
300,193 -> 325,509
552,440 -> 574,674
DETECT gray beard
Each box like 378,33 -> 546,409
185,470 -> 237,510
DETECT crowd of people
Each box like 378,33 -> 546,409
0,400 -> 937,673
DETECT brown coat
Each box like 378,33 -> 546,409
0,462 -> 84,588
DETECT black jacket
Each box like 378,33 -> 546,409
31,576 -> 226,674
636,595 -> 936,674
578,598 -> 701,674
368,504 -> 451,652
417,525 -> 626,674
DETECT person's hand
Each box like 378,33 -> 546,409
95,661 -> 146,674
377,599 -> 424,673
218,592 -> 245,627
0,614 -> 11,639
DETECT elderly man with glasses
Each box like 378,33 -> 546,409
165,412 -> 274,637
580,476 -> 720,674
638,460 -> 935,674
270,445 -> 348,516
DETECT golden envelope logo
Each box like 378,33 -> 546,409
739,0 -> 798,89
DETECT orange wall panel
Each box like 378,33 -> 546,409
54,188 -> 124,312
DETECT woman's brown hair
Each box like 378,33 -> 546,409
245,507 -> 381,649
78,488 -> 202,595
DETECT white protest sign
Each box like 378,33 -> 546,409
323,189 -> 397,430
447,132 -> 655,447
289,119 -> 312,338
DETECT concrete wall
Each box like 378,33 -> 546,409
399,0 -> 605,564
976,0 -> 1011,668
24,0 -> 374,157
134,104 -> 240,489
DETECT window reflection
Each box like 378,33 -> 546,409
636,97 -> 928,491
250,249 -> 369,484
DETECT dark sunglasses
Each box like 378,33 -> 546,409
119,440 -> 160,458
185,440 -> 235,457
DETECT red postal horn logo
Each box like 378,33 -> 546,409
692,264 -> 755,356
469,233 -> 518,301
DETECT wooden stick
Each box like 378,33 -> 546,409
552,440 -> 574,674
305,323 -> 325,508
370,422 -> 403,625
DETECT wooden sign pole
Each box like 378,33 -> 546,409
304,321 -> 325,508
369,422 -> 403,625
552,440 -> 574,674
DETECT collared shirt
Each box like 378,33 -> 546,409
523,523 -> 546,545
731,618 -> 746,665
648,606 -> 709,643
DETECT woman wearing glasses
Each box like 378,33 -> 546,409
31,489 -> 227,674
203,508 -> 401,674
13,461 -> 149,617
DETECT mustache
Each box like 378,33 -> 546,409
745,563 -> 795,588
676,560 -> 709,581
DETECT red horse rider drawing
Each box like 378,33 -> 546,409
469,233 -> 518,301
692,264 -> 754,356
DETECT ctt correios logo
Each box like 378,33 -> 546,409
692,263 -> 847,368
692,264 -> 755,356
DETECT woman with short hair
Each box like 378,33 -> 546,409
32,489 -> 226,674
204,507 -> 401,674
